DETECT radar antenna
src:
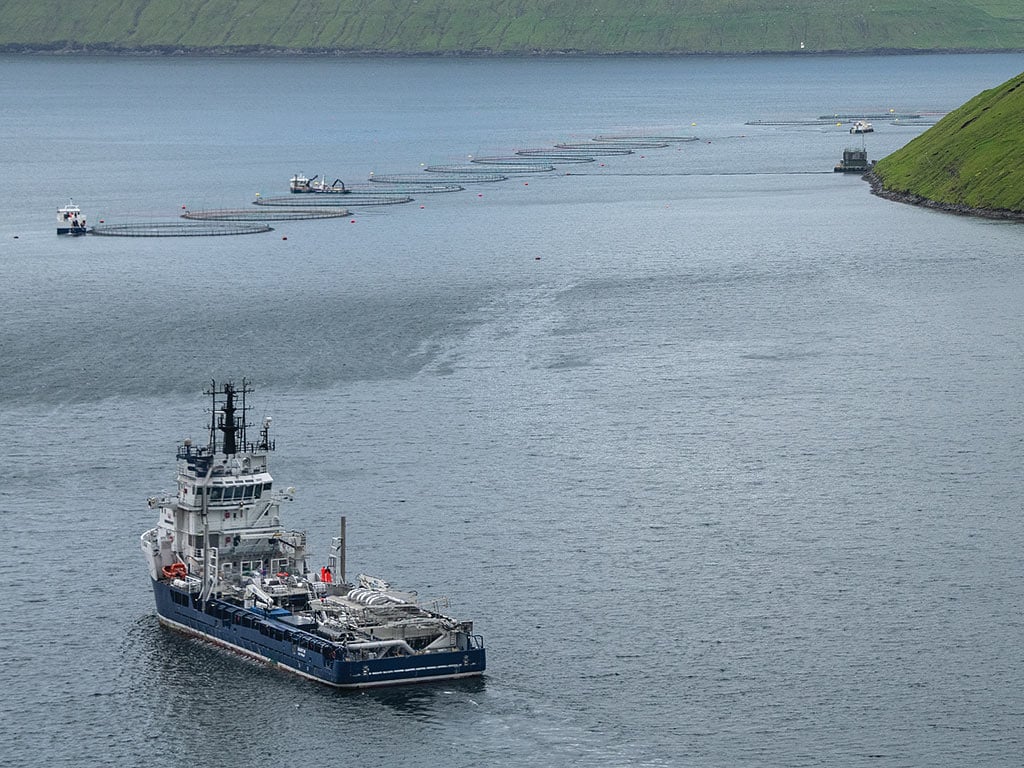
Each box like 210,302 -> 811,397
205,378 -> 254,455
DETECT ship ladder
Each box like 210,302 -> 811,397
202,547 -> 219,600
305,580 -> 322,606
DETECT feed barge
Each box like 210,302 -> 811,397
834,147 -> 874,173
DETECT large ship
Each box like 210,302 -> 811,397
140,380 -> 485,688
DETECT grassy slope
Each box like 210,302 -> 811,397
872,72 -> 1024,213
1,0 -> 1024,53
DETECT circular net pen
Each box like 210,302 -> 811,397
557,140 -> 666,150
347,182 -> 465,194
183,208 -> 349,221
370,172 -> 507,184
512,150 -> 598,163
429,162 -> 554,175
818,113 -> 922,121
254,194 -> 413,207
591,135 -> 699,144
518,147 -> 634,159
745,119 -> 841,126
91,221 -> 272,237
432,162 -> 555,174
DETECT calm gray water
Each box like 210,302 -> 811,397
1,54 -> 1022,767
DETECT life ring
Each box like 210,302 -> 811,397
276,571 -> 289,579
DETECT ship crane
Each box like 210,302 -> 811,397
245,582 -> 275,609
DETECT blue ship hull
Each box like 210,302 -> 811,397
152,580 -> 486,688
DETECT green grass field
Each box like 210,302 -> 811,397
1,0 -> 1023,54
873,72 -> 1024,213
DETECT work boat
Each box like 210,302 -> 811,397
140,380 -> 485,688
57,200 -> 87,235
289,173 -> 348,193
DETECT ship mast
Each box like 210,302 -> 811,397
200,379 -> 253,601
206,378 -> 252,454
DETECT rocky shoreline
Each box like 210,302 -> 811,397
865,172 -> 1024,223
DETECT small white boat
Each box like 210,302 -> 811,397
57,200 -> 88,235
850,120 -> 874,134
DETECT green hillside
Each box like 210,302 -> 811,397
871,72 -> 1024,215
1,0 -> 1023,54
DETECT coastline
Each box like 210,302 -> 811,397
865,172 -> 1024,223
1,43 -> 1019,57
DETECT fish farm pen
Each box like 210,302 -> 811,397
819,113 -> 923,120
559,142 -> 651,151
518,148 -> 633,159
90,221 -> 272,236
339,182 -> 465,195
183,208 -> 349,221
591,135 -> 700,145
254,194 -> 412,207
472,154 -> 591,166
369,172 -> 507,185
78,133 -> 708,238
426,163 -> 554,174
745,115 -> 928,126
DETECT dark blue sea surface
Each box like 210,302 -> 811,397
1,54 -> 1022,767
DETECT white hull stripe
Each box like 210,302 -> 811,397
157,615 -> 483,689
